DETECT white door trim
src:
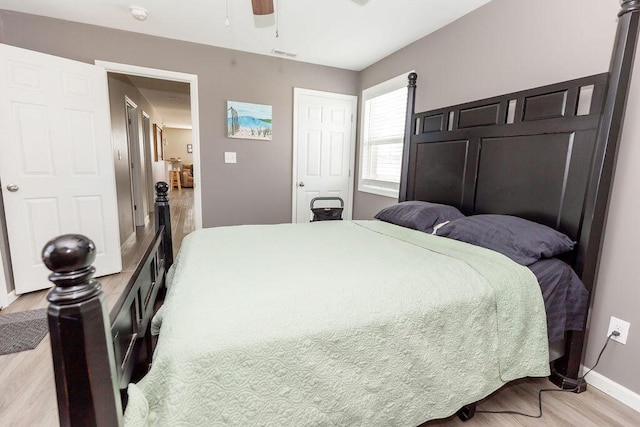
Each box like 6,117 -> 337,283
292,88 -> 357,223
0,241 -> 18,307
125,96 -> 145,228
95,60 -> 203,230
141,111 -> 153,225
0,266 -> 7,308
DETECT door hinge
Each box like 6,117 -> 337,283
134,204 -> 137,210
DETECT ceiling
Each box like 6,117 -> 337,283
0,0 -> 491,128
0,0 -> 491,71
125,76 -> 192,129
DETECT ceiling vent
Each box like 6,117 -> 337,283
271,49 -> 298,58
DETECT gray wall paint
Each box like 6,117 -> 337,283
357,0 -> 640,395
164,128 -> 194,166
355,0 -> 618,219
107,73 -> 163,244
587,44 -> 640,395
0,10 -> 358,228
109,74 -> 135,244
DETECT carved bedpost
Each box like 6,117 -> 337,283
553,0 -> 640,387
44,235 -> 122,427
399,72 -> 417,202
155,181 -> 173,270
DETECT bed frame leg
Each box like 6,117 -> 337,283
456,403 -> 476,421
44,234 -> 123,427
550,333 -> 588,392
155,181 -> 173,271
549,370 -> 588,393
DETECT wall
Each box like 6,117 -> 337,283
163,128 -> 194,166
107,73 -> 164,244
0,10 -> 359,228
587,41 -> 640,398
354,0 -> 618,220
357,0 -> 640,397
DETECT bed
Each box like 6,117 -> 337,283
42,2 -> 640,425
124,219 -> 551,425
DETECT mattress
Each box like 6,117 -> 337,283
124,220 -> 549,426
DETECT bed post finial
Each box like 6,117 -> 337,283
398,72 -> 418,202
44,234 -> 123,427
44,234 -> 97,298
620,0 -> 640,16
408,72 -> 417,88
155,181 -> 173,270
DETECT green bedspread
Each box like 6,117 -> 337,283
125,220 -> 549,426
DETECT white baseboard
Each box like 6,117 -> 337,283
583,367 -> 640,413
122,231 -> 136,248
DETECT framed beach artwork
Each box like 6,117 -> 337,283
227,101 -> 272,140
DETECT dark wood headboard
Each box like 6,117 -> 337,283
399,1 -> 640,389
402,73 -> 607,244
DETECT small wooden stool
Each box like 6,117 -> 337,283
169,169 -> 181,192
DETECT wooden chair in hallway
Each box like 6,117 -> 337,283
169,169 -> 181,192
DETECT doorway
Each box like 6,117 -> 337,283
292,88 -> 357,223
142,112 -> 154,216
97,61 -> 203,231
125,98 -> 145,228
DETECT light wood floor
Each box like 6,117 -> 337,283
1,186 -> 639,426
0,188 -> 194,426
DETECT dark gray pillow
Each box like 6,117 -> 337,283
374,201 -> 465,233
436,214 -> 575,265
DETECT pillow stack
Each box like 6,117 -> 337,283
375,201 -> 465,234
435,214 -> 575,265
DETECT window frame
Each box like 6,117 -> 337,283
357,72 -> 413,199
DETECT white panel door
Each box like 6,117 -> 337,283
294,89 -> 357,223
0,44 -> 121,294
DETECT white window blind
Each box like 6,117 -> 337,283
358,73 -> 410,198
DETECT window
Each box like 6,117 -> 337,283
358,72 -> 412,198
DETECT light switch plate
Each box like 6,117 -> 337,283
224,152 -> 237,164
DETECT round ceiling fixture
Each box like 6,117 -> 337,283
130,6 -> 149,21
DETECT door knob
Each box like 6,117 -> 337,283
6,184 -> 19,192
298,182 -> 305,187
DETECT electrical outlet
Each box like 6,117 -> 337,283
607,316 -> 631,345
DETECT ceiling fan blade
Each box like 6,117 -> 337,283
251,0 -> 274,15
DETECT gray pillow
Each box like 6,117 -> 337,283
375,201 -> 465,233
436,214 -> 575,265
